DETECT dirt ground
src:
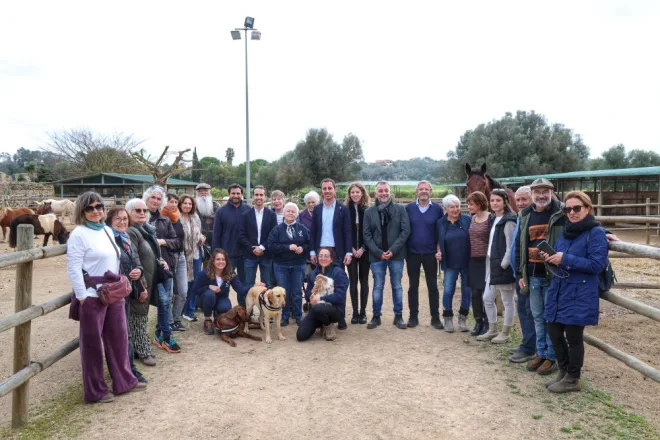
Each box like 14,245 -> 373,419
1,230 -> 660,439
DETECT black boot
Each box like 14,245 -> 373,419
351,312 -> 359,325
358,310 -> 367,324
393,314 -> 407,329
470,318 -> 483,336
479,317 -> 489,335
367,315 -> 381,329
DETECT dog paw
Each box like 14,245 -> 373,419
278,335 -> 286,341
229,341 -> 237,347
266,338 -> 272,344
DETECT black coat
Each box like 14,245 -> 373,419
238,207 -> 278,260
115,235 -> 145,301
347,201 -> 367,251
149,212 -> 180,274
489,212 -> 517,285
127,225 -> 159,315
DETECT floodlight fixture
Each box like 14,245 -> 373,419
230,30 -> 241,40
251,30 -> 261,40
244,16 -> 255,29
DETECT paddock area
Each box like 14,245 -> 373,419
1,231 -> 660,439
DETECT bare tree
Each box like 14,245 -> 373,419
132,146 -> 192,188
42,128 -> 144,177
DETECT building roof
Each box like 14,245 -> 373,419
448,166 -> 660,187
52,173 -> 199,185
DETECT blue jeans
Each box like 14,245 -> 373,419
171,252 -> 188,323
529,277 -> 556,361
516,283 -> 536,355
244,257 -> 273,291
273,263 -> 305,321
201,288 -> 232,317
156,278 -> 173,338
184,248 -> 203,316
370,259 -> 404,316
442,267 -> 471,317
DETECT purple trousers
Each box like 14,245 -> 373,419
79,297 -> 137,402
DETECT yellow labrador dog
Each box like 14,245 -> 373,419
244,286 -> 286,344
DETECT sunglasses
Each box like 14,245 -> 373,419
562,205 -> 585,214
84,204 -> 105,213
133,208 -> 148,214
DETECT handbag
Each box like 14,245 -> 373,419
95,229 -> 132,305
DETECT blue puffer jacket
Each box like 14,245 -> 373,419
544,226 -> 608,326
304,262 -> 348,318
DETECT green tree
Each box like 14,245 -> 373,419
446,111 -> 589,182
293,128 -> 363,185
191,147 -> 201,182
225,148 -> 235,166
589,144 -> 660,170
628,149 -> 660,168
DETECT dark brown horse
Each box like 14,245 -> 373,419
465,163 -> 518,212
35,202 -> 53,215
0,207 -> 35,242
9,214 -> 69,248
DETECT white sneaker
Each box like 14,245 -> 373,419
181,314 -> 194,322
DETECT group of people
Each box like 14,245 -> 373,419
67,176 -> 610,403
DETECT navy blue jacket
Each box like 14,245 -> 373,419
189,270 -> 250,302
436,214 -> 471,271
545,227 -> 608,326
212,202 -> 250,258
267,221 -> 311,265
405,201 -> 444,254
310,200 -> 352,258
304,262 -> 348,318
238,207 -> 278,260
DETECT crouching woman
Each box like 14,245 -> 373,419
297,247 -> 348,342
541,191 -> 608,393
190,248 -> 262,335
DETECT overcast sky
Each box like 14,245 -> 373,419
1,0 -> 658,166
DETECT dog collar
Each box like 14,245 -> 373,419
259,291 -> 281,312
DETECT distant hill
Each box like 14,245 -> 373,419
359,158 -> 447,182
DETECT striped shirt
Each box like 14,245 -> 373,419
469,215 -> 490,258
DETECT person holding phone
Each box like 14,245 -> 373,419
539,191 -> 608,393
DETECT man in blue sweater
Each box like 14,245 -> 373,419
212,183 -> 250,286
405,180 -> 445,329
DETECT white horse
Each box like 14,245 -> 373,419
40,199 -> 75,224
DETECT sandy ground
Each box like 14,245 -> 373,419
1,229 -> 660,439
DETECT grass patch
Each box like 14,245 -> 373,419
532,414 -> 543,420
0,381 -> 97,440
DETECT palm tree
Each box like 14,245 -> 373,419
225,148 -> 235,166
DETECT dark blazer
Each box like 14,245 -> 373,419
189,271 -> 250,302
310,200 -> 352,258
304,262 -> 348,318
436,214 -> 471,271
238,207 -> 278,260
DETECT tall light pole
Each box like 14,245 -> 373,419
231,16 -> 260,203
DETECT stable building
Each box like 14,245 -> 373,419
52,173 -> 199,200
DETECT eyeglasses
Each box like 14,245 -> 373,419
84,204 -> 105,213
133,208 -> 147,214
113,217 -> 129,223
562,205 -> 585,214
318,254 -> 332,259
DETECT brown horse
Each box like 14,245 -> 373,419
9,213 -> 69,248
35,202 -> 53,215
465,163 -> 518,213
0,207 -> 36,242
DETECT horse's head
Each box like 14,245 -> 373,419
55,220 -> 69,244
465,163 -> 490,196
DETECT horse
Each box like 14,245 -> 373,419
465,163 -> 518,213
9,213 -> 69,248
35,202 -> 53,215
40,199 -> 75,224
0,207 -> 36,242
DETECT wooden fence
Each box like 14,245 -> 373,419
0,225 -> 73,428
1,223 -> 660,428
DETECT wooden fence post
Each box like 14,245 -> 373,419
646,198 -> 651,244
597,193 -> 603,216
12,224 -> 34,428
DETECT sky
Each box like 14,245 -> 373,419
1,0 -> 659,166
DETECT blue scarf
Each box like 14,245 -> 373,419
85,221 -> 105,231
110,227 -> 132,252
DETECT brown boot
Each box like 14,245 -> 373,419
203,319 -> 214,335
548,375 -> 581,393
323,323 -> 337,341
476,323 -> 498,341
537,360 -> 558,376
491,325 -> 511,344
545,369 -> 566,388
526,356 -> 544,372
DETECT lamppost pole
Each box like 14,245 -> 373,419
231,17 -> 259,204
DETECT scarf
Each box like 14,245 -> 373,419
285,221 -> 296,240
85,221 -> 105,231
377,198 -> 393,225
111,227 -> 132,253
133,222 -> 161,257
563,214 -> 600,240
182,213 -> 202,281
160,208 -> 180,224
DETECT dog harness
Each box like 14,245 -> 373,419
215,323 -> 239,334
259,290 -> 281,312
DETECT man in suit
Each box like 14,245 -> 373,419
309,178 -> 352,329
238,186 -> 278,303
